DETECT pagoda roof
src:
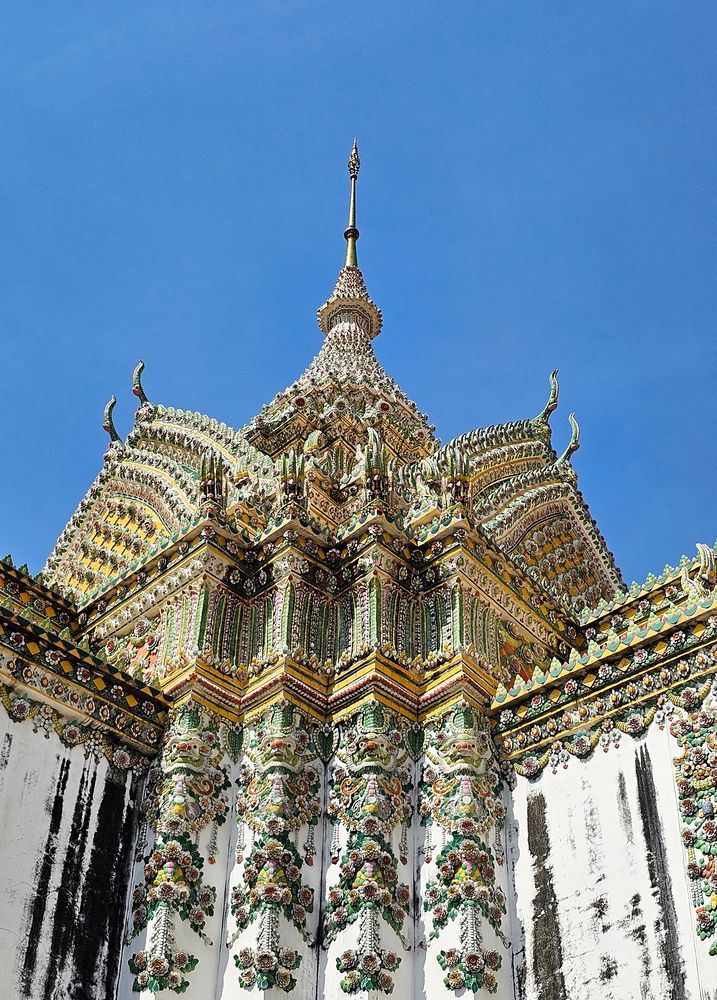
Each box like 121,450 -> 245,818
41,145 -> 622,617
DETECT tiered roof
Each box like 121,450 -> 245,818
42,143 -> 620,620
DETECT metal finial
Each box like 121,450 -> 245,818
344,140 -> 360,268
348,138 -> 360,180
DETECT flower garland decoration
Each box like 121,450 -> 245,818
324,833 -> 409,994
672,687 -> 717,953
424,835 -> 506,995
229,705 -> 320,992
324,703 -> 414,995
230,835 -> 314,993
0,679 -> 147,770
129,833 -> 216,994
129,707 -> 228,995
498,626 -> 717,779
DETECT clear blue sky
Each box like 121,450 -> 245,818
1,3 -> 715,587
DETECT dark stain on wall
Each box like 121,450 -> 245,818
103,777 -> 140,994
44,762 -> 96,992
21,757 -> 71,995
61,769 -> 140,1000
617,770 -> 635,844
582,779 -> 604,874
513,957 -> 527,1000
635,744 -> 686,1000
0,730 -> 13,789
599,954 -> 618,981
527,791 -> 568,1000
17,753 -> 141,1000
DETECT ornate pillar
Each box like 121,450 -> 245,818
419,704 -> 509,995
323,701 -> 416,996
224,702 -> 323,994
125,704 -> 236,996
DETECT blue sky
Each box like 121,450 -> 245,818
1,3 -> 715,586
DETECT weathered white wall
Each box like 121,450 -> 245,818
0,714 -> 140,1000
507,723 -> 717,1000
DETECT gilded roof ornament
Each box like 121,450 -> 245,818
102,395 -> 121,443
558,412 -> 580,464
43,151 -> 622,615
132,359 -> 151,406
536,369 -> 559,423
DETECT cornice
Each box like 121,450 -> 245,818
0,604 -> 167,756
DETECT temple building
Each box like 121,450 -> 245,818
1,144 -> 715,1000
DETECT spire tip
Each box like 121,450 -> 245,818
348,139 -> 360,179
344,140 -> 360,267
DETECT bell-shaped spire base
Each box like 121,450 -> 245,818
316,264 -> 382,340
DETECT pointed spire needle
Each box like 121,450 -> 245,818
344,139 -> 361,268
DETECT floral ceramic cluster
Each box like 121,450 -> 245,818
495,615 -> 717,764
324,834 -> 410,943
424,836 -> 506,995
437,944 -> 502,993
336,944 -> 401,994
131,835 -> 215,937
230,835 -> 314,938
128,947 -> 198,994
129,833 -> 216,992
230,833 -> 313,992
672,686 -> 717,953
234,943 -> 301,992
425,836 -> 506,939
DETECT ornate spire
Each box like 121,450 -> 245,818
317,140 -> 382,339
344,139 -> 360,268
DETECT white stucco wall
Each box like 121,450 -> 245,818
507,723 -> 717,1000
0,714 -> 139,1000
